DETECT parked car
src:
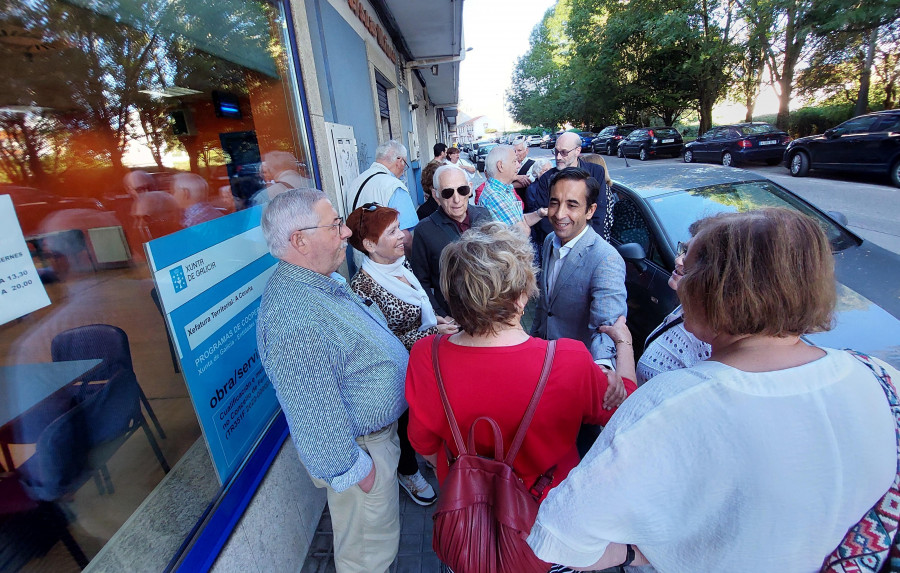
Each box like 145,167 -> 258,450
617,127 -> 684,160
509,134 -> 525,146
540,132 -> 560,149
578,132 -> 596,152
608,164 -> 900,368
783,110 -> 900,187
469,141 -> 489,163
683,123 -> 790,167
476,143 -> 497,172
526,134 -> 543,147
591,125 -> 637,155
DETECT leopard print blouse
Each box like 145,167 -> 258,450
349,265 -> 439,351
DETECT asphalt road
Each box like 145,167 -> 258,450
527,146 -> 900,255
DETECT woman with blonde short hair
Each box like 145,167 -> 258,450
405,223 -> 634,535
528,208 -> 899,572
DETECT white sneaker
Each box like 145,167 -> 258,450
398,470 -> 437,506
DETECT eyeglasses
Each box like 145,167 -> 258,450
554,146 -> 579,158
297,216 -> 345,233
439,185 -> 471,199
676,241 -> 689,257
399,156 -> 410,170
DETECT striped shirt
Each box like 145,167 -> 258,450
257,261 -> 408,492
479,177 -> 524,225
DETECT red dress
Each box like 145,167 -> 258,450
405,335 -> 636,500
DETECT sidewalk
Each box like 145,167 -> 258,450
300,459 -> 442,573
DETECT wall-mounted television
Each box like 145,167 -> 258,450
212,91 -> 241,119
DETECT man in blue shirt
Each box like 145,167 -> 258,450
257,189 -> 408,573
479,144 -> 547,236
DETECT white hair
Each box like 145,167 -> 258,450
529,158 -> 552,179
433,164 -> 468,192
261,188 -> 326,258
374,140 -> 408,162
484,145 -> 513,179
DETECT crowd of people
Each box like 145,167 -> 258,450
256,137 -> 899,573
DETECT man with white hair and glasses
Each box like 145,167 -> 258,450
410,164 -> 493,317
479,144 -> 547,236
257,188 -> 408,573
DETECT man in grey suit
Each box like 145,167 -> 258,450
531,167 -> 628,368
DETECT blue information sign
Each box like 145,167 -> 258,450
146,206 -> 280,483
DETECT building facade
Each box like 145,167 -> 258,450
0,0 -> 463,570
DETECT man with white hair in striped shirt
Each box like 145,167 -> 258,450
257,188 -> 408,573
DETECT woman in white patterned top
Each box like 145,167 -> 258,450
602,234 -> 711,385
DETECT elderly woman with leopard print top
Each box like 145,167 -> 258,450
346,202 -> 458,506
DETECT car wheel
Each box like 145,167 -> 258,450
617,146 -> 625,158
891,159 -> 900,188
790,151 -> 810,177
722,151 -> 734,167
606,143 -> 614,156
683,149 -> 694,163
639,148 -> 648,161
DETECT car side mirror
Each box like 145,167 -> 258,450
827,210 -> 849,227
616,242 -> 647,272
824,128 -> 837,138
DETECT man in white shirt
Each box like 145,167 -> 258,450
347,140 -> 418,265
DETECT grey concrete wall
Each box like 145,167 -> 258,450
210,441 -> 326,572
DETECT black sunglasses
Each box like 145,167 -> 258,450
439,185 -> 471,199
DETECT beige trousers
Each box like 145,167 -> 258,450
311,422 -> 401,573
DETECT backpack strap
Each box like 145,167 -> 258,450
351,172 -> 387,211
432,334 -> 468,456
505,340 -> 557,465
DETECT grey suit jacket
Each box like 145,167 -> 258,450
530,226 -> 627,361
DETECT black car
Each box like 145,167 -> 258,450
591,125 -> 637,155
608,164 -> 900,369
578,132 -> 596,152
540,132 -> 560,149
784,110 -> 900,187
617,127 -> 683,160
476,143 -> 497,172
683,123 -> 790,167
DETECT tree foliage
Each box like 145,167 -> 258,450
508,0 -> 899,135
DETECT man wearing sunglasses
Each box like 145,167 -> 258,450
410,164 -> 492,317
347,140 -> 419,267
525,132 -> 614,262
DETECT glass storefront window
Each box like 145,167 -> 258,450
0,0 -> 312,568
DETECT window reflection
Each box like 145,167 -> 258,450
0,0 -> 310,568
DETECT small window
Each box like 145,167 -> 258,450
610,194 -> 664,268
834,115 -> 879,135
875,116 -> 900,133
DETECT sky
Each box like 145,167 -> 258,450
457,0 -> 783,129
458,0 -> 557,130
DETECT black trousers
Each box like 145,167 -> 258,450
397,409 -> 419,476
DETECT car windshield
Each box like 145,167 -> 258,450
739,124 -> 778,135
580,132 -> 595,138
478,145 -> 496,155
619,127 -> 636,136
652,128 -> 679,137
648,180 -> 858,252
